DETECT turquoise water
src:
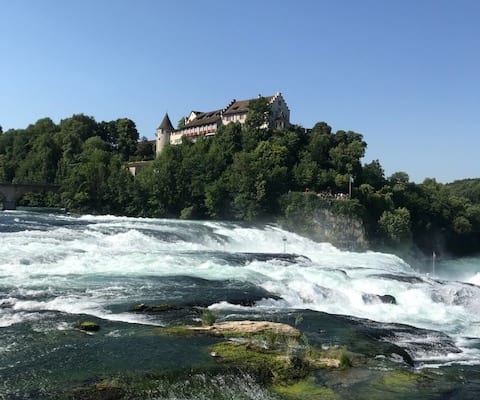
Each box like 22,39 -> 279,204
1,210 -> 480,398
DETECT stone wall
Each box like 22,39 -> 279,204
279,206 -> 367,251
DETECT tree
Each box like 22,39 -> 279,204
245,97 -> 271,130
389,171 -> 410,185
136,137 -> 154,160
115,118 -> 139,161
97,120 -> 117,151
378,207 -> 412,243
329,130 -> 366,177
228,151 -> 261,220
293,152 -> 319,190
57,114 -> 98,163
362,160 -> 386,190
16,133 -> 61,183
212,123 -> 243,165
453,216 -> 472,235
205,175 -> 231,218
308,129 -> 333,168
142,145 -> 187,217
311,121 -> 332,135
62,136 -> 110,211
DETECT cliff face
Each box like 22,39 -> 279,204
279,208 -> 367,251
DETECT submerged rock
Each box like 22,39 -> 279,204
236,252 -> 312,264
130,303 -> 179,312
0,300 -> 13,309
370,273 -> 425,284
362,293 -> 397,305
65,381 -> 125,400
131,276 -> 282,308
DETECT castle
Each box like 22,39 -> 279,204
155,92 -> 290,156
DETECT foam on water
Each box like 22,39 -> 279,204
468,272 -> 480,286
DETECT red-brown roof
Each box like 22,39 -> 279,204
223,96 -> 274,116
182,109 -> 222,128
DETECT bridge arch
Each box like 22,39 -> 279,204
0,183 -> 60,210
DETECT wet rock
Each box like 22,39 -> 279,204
130,303 -> 180,312
165,320 -> 301,338
378,295 -> 397,304
138,276 -> 282,308
79,321 -> 100,332
208,320 -> 301,337
0,300 -> 13,309
351,318 -> 461,367
237,252 -> 312,264
370,273 -> 425,284
362,293 -> 397,305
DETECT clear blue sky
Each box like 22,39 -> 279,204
1,0 -> 479,183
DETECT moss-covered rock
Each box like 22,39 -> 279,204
159,320 -> 301,338
350,369 -> 429,400
304,346 -> 355,369
210,341 -> 309,385
272,377 -> 340,399
78,321 -> 100,332
381,369 -> 422,390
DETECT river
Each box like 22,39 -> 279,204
1,210 -> 480,398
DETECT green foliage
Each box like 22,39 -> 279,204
453,216 -> 472,234
362,159 -> 386,190
135,136 -> 154,160
180,206 -> 195,220
245,96 -> 271,131
177,117 -> 186,129
378,207 -> 412,243
200,309 -> 217,326
294,314 -> 304,327
445,178 -> 480,203
339,351 -> 353,368
115,118 -> 139,161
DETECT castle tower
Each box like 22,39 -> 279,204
156,113 -> 174,157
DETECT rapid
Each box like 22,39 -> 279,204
1,210 -> 480,397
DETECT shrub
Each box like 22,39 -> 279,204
200,309 -> 217,326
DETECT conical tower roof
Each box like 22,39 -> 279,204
157,113 -> 174,131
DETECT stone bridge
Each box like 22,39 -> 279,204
0,183 -> 61,210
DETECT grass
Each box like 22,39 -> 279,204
200,309 -> 217,326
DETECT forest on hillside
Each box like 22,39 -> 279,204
1,99 -> 479,257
